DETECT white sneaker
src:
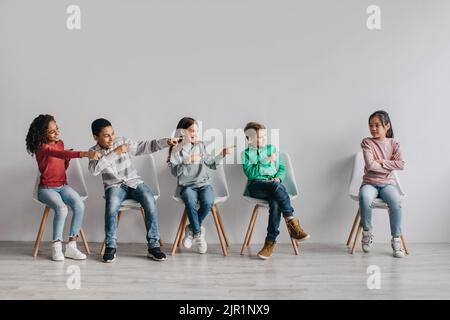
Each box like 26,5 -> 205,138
182,224 -> 194,249
65,241 -> 87,260
391,237 -> 405,258
51,241 -> 65,261
194,227 -> 207,254
361,230 -> 373,253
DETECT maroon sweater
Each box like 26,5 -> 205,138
35,140 -> 81,187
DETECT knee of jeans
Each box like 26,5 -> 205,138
199,197 -> 214,209
55,205 -> 68,216
142,194 -> 156,209
106,200 -> 121,215
75,200 -> 85,212
358,193 -> 374,207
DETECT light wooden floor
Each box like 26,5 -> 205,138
0,242 -> 449,300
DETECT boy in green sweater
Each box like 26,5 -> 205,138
242,122 -> 310,260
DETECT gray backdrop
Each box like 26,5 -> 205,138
1,0 -> 449,244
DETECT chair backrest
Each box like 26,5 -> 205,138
348,151 -> 405,200
173,164 -> 229,202
242,152 -> 299,199
132,154 -> 161,198
32,158 -> 88,203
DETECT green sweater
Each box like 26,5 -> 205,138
241,144 -> 286,182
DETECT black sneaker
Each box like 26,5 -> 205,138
147,247 -> 166,261
103,247 -> 116,263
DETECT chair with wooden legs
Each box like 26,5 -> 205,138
32,158 -> 90,257
346,151 -> 409,255
171,164 -> 230,256
99,154 -> 163,255
240,153 -> 300,256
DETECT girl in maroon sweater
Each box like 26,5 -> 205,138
26,114 -> 100,261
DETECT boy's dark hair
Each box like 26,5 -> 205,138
369,110 -> 394,138
244,122 -> 266,140
91,118 -> 112,136
26,114 -> 55,155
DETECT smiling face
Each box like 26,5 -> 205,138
94,125 -> 115,149
46,120 -> 60,144
185,123 -> 199,143
369,115 -> 390,139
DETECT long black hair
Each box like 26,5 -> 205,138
369,110 -> 394,138
26,114 -> 55,155
168,117 -> 197,161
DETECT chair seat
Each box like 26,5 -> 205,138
350,195 -> 403,209
172,195 -> 228,205
243,195 -> 298,207
33,196 -> 88,205
101,195 -> 159,211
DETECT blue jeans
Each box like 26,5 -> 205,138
37,185 -> 85,242
179,185 -> 215,235
247,180 -> 294,242
359,184 -> 402,237
104,183 -> 160,249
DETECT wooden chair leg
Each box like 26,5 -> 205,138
240,205 -> 259,255
246,206 -> 259,247
33,206 -> 50,257
178,212 -> 188,247
400,235 -> 409,255
346,209 -> 360,246
171,210 -> 187,255
285,220 -> 300,255
351,218 -> 362,254
214,205 -> 229,248
101,210 -> 122,255
211,207 -> 228,256
79,227 -> 90,255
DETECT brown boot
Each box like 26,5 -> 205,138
257,240 -> 276,260
286,218 -> 310,241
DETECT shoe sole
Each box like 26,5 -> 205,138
103,254 -> 116,263
65,255 -> 87,260
147,253 -> 166,262
293,234 -> 311,242
257,254 -> 271,260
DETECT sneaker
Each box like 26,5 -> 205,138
102,247 -> 116,263
361,230 -> 374,253
257,240 -> 276,260
193,231 -> 207,254
286,218 -> 310,241
65,241 -> 87,260
182,224 -> 194,249
51,241 -> 65,261
391,237 -> 405,258
147,247 -> 167,261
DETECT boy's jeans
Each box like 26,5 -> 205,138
359,184 -> 402,237
247,180 -> 294,242
104,183 -> 160,249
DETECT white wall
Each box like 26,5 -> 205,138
1,0 -> 449,244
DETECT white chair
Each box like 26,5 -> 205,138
99,154 -> 163,254
346,151 -> 409,254
32,158 -> 90,257
170,164 -> 230,256
240,153 -> 301,256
